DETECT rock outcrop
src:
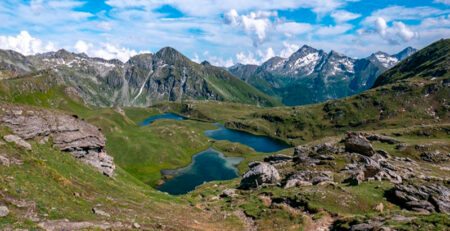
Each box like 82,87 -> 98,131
284,171 -> 333,189
420,150 -> 449,163
1,105 -> 115,177
3,134 -> 32,151
387,183 -> 450,214
240,162 -> 280,189
344,132 -> 375,156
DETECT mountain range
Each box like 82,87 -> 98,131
0,47 -> 279,107
229,45 -> 417,105
0,44 -> 417,108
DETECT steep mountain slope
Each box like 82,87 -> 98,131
0,49 -> 35,79
374,39 -> 449,87
229,46 -> 417,106
2,47 -> 280,107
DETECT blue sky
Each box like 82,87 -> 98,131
0,0 -> 449,66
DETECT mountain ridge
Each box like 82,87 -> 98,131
229,45 -> 417,106
0,47 -> 280,107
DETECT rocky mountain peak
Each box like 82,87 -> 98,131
369,52 -> 399,68
156,46 -> 189,65
126,53 -> 154,68
261,56 -> 287,71
201,60 -> 211,66
53,49 -> 76,60
393,47 -> 417,61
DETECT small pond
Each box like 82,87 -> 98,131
155,147 -> 243,195
204,123 -> 289,153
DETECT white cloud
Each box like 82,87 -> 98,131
257,47 -> 275,63
208,57 -> 234,67
236,47 -> 277,65
375,17 -> 388,36
97,22 -> 113,31
393,21 -> 417,41
279,42 -> 300,58
236,51 -> 260,65
224,9 -> 277,46
363,6 -> 447,25
0,31 -> 56,55
316,24 -> 353,36
105,0 -> 354,17
370,17 -> 418,44
434,0 -> 450,5
331,10 -> 361,23
276,22 -> 313,37
74,40 -> 144,62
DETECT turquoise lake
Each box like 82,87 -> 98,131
139,113 -> 290,195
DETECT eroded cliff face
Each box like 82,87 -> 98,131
0,103 -> 115,177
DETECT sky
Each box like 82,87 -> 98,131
0,0 -> 449,66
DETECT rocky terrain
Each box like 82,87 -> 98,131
0,103 -> 115,177
189,130 -> 449,230
0,39 -> 447,230
229,45 -> 416,105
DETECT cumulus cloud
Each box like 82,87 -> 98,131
236,51 -> 260,65
224,9 -> 277,46
206,56 -> 234,67
393,21 -> 417,41
331,10 -> 361,23
370,17 -> 418,44
236,47 -> 277,65
375,17 -> 388,36
0,31 -> 56,55
74,40 -> 144,62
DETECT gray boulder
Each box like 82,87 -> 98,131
345,132 -> 375,156
240,162 -> 280,189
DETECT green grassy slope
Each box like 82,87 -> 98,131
0,117 -> 245,230
373,39 -> 449,87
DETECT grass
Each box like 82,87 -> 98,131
0,126 -> 245,230
0,42 -> 448,230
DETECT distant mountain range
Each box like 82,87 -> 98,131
0,44 -> 417,108
229,45 -> 417,105
0,47 -> 279,107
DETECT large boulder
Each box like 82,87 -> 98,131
1,105 -> 115,177
240,162 -> 280,189
345,132 -> 375,156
